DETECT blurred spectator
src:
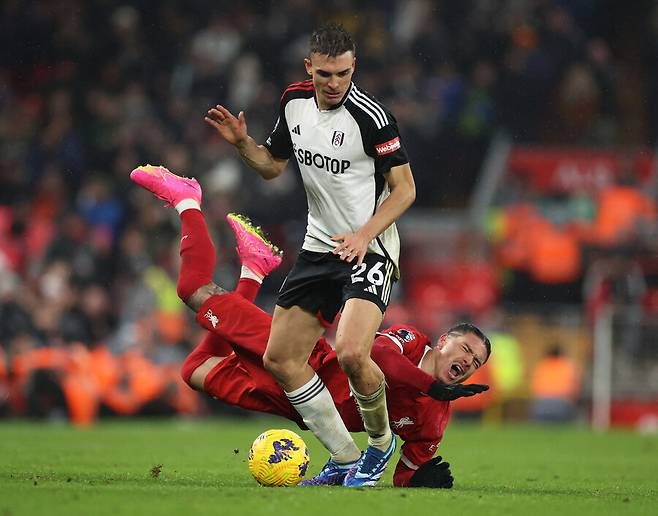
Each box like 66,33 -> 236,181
0,0 -> 655,424
589,173 -> 656,247
530,345 -> 580,423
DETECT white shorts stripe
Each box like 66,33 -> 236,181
382,261 -> 394,304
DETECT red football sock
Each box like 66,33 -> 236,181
176,209 -> 216,301
236,277 -> 261,303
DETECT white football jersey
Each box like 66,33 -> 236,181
264,80 -> 409,275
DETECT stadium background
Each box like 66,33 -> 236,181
1,0 -> 657,430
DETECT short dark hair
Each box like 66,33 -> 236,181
309,23 -> 356,57
447,323 -> 492,363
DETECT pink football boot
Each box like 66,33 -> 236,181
130,164 -> 202,208
226,213 -> 283,279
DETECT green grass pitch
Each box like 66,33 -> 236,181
0,418 -> 656,516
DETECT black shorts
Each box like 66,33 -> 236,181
277,250 -> 397,326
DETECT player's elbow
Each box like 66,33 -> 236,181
390,181 -> 415,211
260,168 -> 282,180
259,157 -> 287,180
402,182 -> 416,207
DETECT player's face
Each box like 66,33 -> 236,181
304,51 -> 355,110
433,332 -> 488,385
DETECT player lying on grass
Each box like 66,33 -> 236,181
130,165 -> 490,488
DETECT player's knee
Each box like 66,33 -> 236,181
335,346 -> 368,377
262,351 -> 296,384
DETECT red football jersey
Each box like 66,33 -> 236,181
315,325 -> 451,487
193,294 -> 451,487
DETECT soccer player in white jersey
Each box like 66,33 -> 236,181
204,23 -> 416,487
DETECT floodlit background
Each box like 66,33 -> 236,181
1,0 -> 657,431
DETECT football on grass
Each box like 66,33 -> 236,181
248,429 -> 310,486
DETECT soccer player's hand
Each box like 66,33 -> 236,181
204,105 -> 248,146
331,231 -> 370,264
409,456 -> 453,488
427,381 -> 489,401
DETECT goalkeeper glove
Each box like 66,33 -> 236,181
427,381 -> 489,401
409,456 -> 454,488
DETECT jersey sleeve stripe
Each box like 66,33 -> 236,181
351,86 -> 389,127
347,91 -> 386,129
352,86 -> 388,123
281,81 -> 314,101
400,452 -> 419,471
349,91 -> 386,129
285,80 -> 313,89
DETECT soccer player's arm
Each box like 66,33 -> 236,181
394,439 -> 441,487
236,134 -> 288,180
205,104 -> 288,179
240,94 -> 292,180
357,119 -> 416,246
356,163 -> 415,246
370,326 -> 435,393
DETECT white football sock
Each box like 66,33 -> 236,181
286,374 -> 361,464
351,380 -> 393,451
175,199 -> 201,214
240,265 -> 263,283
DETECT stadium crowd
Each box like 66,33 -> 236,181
1,0 -> 657,423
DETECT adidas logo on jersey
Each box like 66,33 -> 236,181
291,124 -> 301,135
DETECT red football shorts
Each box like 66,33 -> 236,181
190,292 -> 350,427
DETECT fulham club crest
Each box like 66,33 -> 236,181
332,130 -> 345,148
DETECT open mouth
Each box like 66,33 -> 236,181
448,363 -> 464,381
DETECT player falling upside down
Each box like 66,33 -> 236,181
130,165 -> 490,488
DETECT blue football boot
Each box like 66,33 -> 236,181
298,457 -> 359,486
343,437 -> 397,487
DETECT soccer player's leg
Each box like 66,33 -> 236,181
130,166 -> 233,384
130,166 -> 296,420
226,212 -> 282,302
336,298 -> 396,487
264,253 -> 362,484
181,333 -> 231,390
227,212 -> 283,277
265,306 -> 360,485
182,332 -> 300,422
336,254 -> 398,487
130,163 -> 220,311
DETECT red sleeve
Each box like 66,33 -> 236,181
393,438 -> 441,487
378,324 -> 431,359
371,335 -> 434,393
393,460 -> 415,487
